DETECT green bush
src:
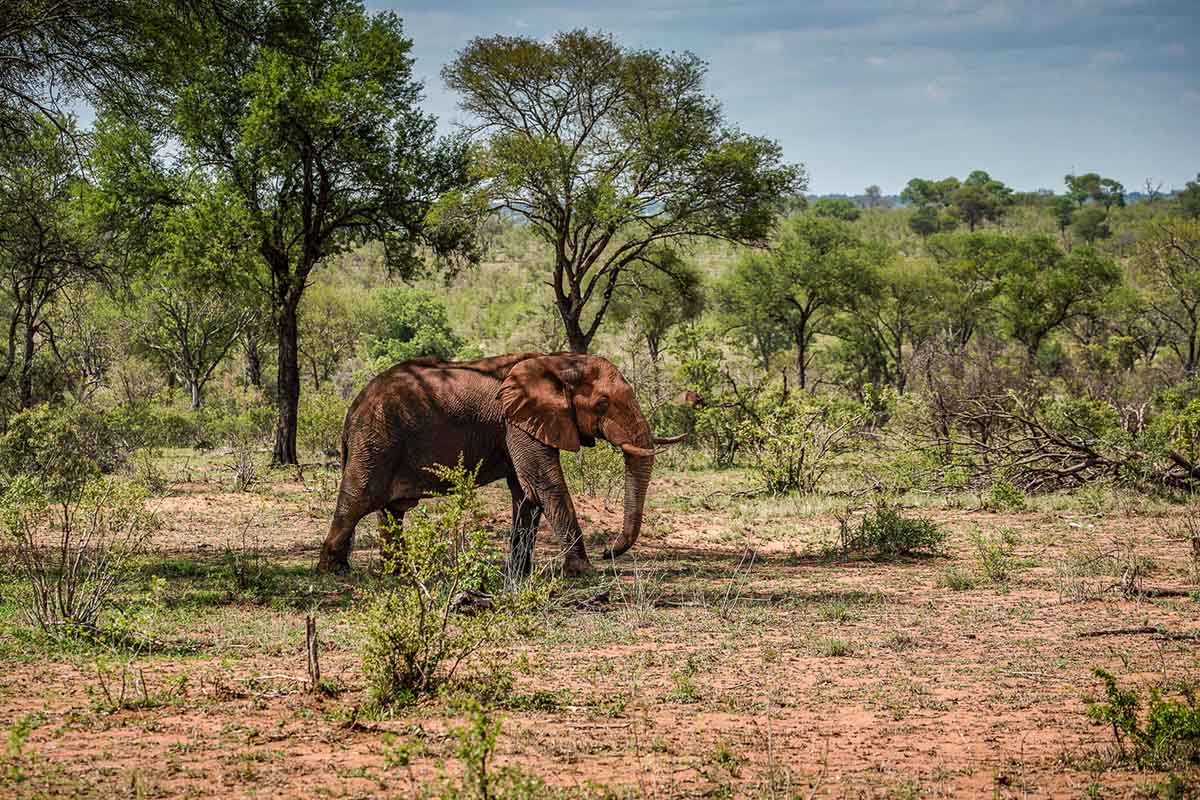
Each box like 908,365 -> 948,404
985,480 -> 1026,511
969,526 -> 1020,585
298,391 -> 348,459
0,404 -> 127,499
363,287 -> 478,370
1088,669 -> 1200,769
739,395 -> 866,495
359,460 -> 543,711
834,505 -> 945,558
1,476 -> 156,633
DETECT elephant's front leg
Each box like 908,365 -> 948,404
505,430 -> 591,576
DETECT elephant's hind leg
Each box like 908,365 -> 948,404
377,498 -> 418,557
505,473 -> 541,586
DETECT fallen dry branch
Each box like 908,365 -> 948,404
1077,625 -> 1200,641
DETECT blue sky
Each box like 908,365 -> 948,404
372,0 -> 1199,195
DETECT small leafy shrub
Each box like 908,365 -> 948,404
1,476 -> 156,633
128,447 -> 168,495
740,395 -> 866,495
298,391 -> 347,460
1159,505 -> 1200,587
938,565 -> 977,591
814,636 -> 855,657
985,480 -> 1026,512
561,443 -> 625,501
421,699 -> 550,799
1087,669 -> 1200,769
667,654 -> 703,703
221,521 -> 275,604
359,460 -> 541,711
969,527 -> 1020,586
362,287 -> 473,369
834,504 -> 946,558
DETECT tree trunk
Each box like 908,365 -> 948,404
189,380 -> 202,410
273,295 -> 301,465
245,336 -> 262,388
560,303 -> 590,354
18,309 -> 34,409
794,326 -> 808,391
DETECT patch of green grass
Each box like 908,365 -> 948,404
938,565 -> 977,591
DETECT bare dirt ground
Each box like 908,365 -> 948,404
1,460 -> 1198,799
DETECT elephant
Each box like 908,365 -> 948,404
317,351 -> 683,575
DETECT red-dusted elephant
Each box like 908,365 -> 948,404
318,352 -> 682,575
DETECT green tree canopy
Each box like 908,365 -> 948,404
1178,174 -> 1200,220
723,213 -> 874,389
1065,172 -> 1125,211
364,287 -> 470,368
148,0 -> 474,463
949,170 -> 1013,232
444,29 -> 803,354
1135,218 -> 1200,377
610,248 -> 706,364
900,177 -> 960,209
1072,206 -> 1111,246
0,115 -> 100,410
811,197 -> 861,222
993,235 -> 1122,360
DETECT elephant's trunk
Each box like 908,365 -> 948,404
601,418 -> 654,560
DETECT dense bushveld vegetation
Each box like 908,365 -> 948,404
1,3 -> 1199,797
1,1 -> 1198,505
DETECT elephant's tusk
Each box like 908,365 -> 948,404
620,443 -> 656,458
652,433 -> 687,445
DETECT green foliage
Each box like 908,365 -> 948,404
722,212 -> 875,387
1134,219 -> 1200,375
446,27 -> 801,351
992,236 -> 1122,357
811,197 -> 861,221
1072,206 -> 1111,245
1065,172 -> 1125,211
364,287 -> 473,368
360,460 -> 540,710
834,505 -> 946,558
985,481 -> 1026,512
950,170 -> 1013,231
0,404 -> 126,500
609,248 -> 706,361
739,394 -> 866,494
1179,174 -> 1200,219
668,324 -> 754,468
907,204 -> 956,238
968,527 -> 1020,585
298,391 -> 348,459
1088,669 -> 1200,769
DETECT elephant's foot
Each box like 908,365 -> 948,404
318,549 -> 350,574
562,555 -> 594,578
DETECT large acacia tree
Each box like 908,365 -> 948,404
445,29 -> 802,354
164,0 -> 473,463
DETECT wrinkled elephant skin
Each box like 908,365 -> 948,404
318,352 -> 674,576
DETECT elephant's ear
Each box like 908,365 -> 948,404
499,356 -> 581,452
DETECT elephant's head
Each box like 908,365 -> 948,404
498,353 -> 673,560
